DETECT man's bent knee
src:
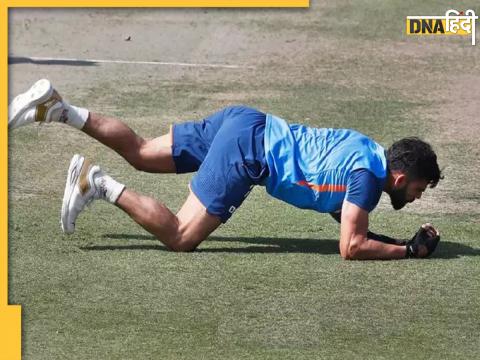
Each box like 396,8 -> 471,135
168,241 -> 198,252
167,234 -> 203,252
131,135 -> 176,173
123,138 -> 148,171
166,190 -> 221,252
166,221 -> 208,252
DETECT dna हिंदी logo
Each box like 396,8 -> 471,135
406,9 -> 478,45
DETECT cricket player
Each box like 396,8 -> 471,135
9,79 -> 442,260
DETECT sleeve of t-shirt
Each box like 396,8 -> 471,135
345,169 -> 385,213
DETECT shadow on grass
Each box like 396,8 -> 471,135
8,56 -> 97,66
79,234 -> 480,258
82,235 -> 339,254
433,241 -> 480,259
204,236 -> 339,254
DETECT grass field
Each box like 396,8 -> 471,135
8,2 -> 480,359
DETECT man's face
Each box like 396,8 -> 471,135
389,177 -> 429,210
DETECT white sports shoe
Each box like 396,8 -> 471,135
9,79 -> 66,129
61,154 -> 105,234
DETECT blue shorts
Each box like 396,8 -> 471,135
172,106 -> 269,223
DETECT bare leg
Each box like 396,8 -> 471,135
116,188 -> 221,251
82,112 -> 176,173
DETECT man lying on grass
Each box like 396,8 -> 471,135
9,79 -> 442,260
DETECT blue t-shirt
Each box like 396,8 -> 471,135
346,169 -> 385,212
263,114 -> 387,213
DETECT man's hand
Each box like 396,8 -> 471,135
406,223 -> 441,258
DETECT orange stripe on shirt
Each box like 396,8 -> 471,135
297,180 -> 347,192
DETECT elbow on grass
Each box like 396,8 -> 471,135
340,242 -> 361,260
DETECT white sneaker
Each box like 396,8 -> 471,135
9,79 -> 66,129
61,154 -> 105,234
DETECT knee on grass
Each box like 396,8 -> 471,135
165,226 -> 202,253
168,241 -> 198,252
166,234 -> 199,252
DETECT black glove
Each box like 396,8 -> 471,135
405,227 -> 441,258
367,231 -> 406,245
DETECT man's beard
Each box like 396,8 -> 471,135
389,186 -> 408,210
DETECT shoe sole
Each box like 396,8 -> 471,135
9,79 -> 53,128
61,154 -> 84,234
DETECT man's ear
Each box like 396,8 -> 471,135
393,173 -> 407,188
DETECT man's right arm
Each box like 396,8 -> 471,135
330,211 -> 405,245
339,201 -> 407,260
333,207 -> 438,259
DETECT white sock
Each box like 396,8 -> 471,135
62,104 -> 89,129
94,173 -> 125,204
22,103 -> 89,129
53,103 -> 89,129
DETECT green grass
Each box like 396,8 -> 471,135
9,195 -> 480,359
251,0 -> 478,41
8,2 -> 480,359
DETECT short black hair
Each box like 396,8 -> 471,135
386,137 -> 442,188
